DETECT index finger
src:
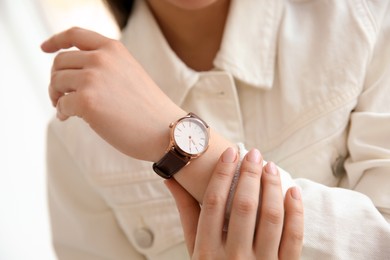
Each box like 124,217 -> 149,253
196,147 -> 238,250
41,27 -> 110,53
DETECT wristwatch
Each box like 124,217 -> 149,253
153,112 -> 210,179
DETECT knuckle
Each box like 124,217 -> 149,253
203,192 -> 225,212
262,173 -> 281,187
290,205 -> 304,219
88,51 -> 106,67
240,164 -> 261,179
65,26 -> 80,38
285,193 -> 304,217
50,71 -> 59,85
262,206 -> 283,225
78,88 -> 98,113
82,69 -> 98,86
48,86 -> 61,106
233,196 -> 258,216
286,228 -> 304,242
105,39 -> 123,50
69,26 -> 81,33
53,53 -> 64,69
213,165 -> 233,181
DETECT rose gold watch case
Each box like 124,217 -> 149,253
168,113 -> 210,159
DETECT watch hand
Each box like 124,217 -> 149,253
190,139 -> 198,152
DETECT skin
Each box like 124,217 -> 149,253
41,27 -> 230,201
166,148 -> 304,259
146,0 -> 229,70
41,0 -> 304,257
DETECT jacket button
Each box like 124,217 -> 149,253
332,156 -> 346,178
134,227 -> 154,248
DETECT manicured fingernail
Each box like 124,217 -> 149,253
222,147 -> 237,163
265,162 -> 277,175
291,186 -> 302,200
246,149 -> 261,163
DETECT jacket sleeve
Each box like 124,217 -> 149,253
46,122 -> 145,260
275,2 -> 390,258
234,149 -> 390,259
339,0 -> 390,220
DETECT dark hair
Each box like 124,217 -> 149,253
103,0 -> 135,30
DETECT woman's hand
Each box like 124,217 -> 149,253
165,148 -> 304,259
41,27 -> 185,161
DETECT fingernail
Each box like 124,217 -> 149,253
265,162 -> 277,175
222,147 -> 237,163
291,186 -> 302,200
246,149 -> 261,163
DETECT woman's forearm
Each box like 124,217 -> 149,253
41,27 -> 234,203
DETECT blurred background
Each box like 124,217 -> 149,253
0,0 -> 119,258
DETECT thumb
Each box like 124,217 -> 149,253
164,179 -> 200,255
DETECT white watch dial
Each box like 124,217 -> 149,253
173,117 -> 209,155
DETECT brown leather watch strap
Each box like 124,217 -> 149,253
153,149 -> 190,179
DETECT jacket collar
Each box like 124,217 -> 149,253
121,0 -> 283,105
214,0 -> 284,89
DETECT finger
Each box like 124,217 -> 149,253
164,179 -> 200,255
226,149 -> 262,253
255,162 -> 284,259
56,92 -> 81,120
51,69 -> 85,94
279,186 -> 304,260
49,82 -> 63,107
196,147 -> 238,251
50,69 -> 85,107
41,27 -> 110,53
52,50 -> 87,71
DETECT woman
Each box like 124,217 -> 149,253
42,0 -> 390,259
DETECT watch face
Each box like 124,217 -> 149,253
173,117 -> 209,156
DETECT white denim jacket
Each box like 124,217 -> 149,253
47,0 -> 390,259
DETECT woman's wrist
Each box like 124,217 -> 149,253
148,110 -> 235,202
148,107 -> 187,162
173,129 -> 235,202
